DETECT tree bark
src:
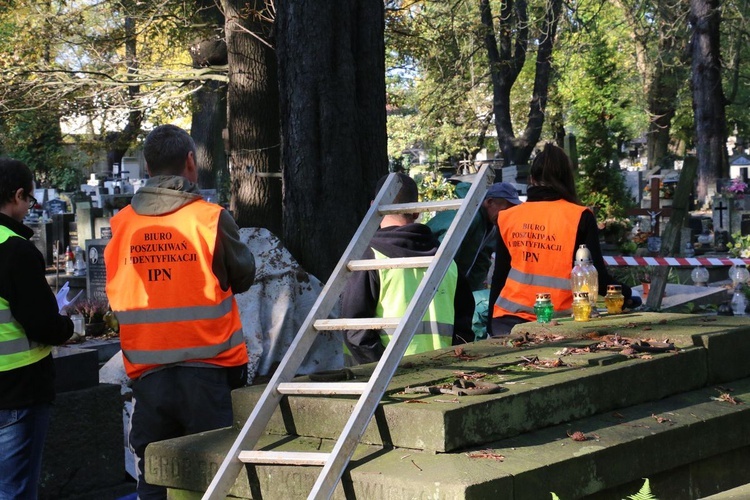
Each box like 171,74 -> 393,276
481,0 -> 562,166
107,13 -> 142,172
224,0 -> 282,234
690,0 -> 728,203
277,0 -> 388,281
190,0 -> 228,195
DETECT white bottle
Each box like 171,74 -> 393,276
572,245 -> 599,313
731,288 -> 747,316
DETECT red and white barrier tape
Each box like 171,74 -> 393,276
603,256 -> 750,267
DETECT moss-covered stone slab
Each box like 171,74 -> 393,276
232,334 -> 708,452
151,377 -> 750,499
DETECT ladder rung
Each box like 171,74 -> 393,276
314,317 -> 400,331
348,256 -> 433,271
379,199 -> 462,215
277,382 -> 368,395
238,450 -> 330,466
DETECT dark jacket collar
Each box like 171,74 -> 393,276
0,212 -> 33,239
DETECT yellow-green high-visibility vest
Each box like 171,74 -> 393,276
373,249 -> 457,356
0,226 -> 52,371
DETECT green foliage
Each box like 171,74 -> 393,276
414,171 -> 456,202
0,109 -> 81,190
627,478 -> 657,500
728,231 -> 750,258
386,1 -> 494,162
551,478 -> 657,500
556,3 -> 642,220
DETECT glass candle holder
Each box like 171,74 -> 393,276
534,293 -> 554,323
604,285 -> 624,315
572,291 -> 592,322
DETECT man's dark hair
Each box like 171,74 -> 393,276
0,158 -> 33,206
143,124 -> 196,176
374,173 -> 418,204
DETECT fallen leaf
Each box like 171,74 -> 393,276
652,414 -> 673,424
567,430 -> 587,441
466,450 -> 505,461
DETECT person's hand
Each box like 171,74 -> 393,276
55,282 -> 83,313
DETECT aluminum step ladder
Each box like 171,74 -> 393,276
203,165 -> 494,500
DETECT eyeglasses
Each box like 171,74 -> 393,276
26,193 -> 37,208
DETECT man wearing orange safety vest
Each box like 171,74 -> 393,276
105,125 -> 256,500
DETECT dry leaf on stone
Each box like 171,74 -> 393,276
466,450 -> 505,461
652,414 -> 673,424
712,390 -> 741,405
567,430 -> 588,441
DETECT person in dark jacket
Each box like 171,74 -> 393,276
427,181 -> 521,291
0,158 -> 74,499
343,173 -> 475,365
488,144 -> 641,336
105,125 -> 256,499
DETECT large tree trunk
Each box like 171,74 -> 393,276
190,0 -> 227,196
646,1 -> 690,170
480,0 -> 563,166
690,0 -> 728,203
224,0 -> 282,234
277,0 -> 387,281
107,14 -> 142,172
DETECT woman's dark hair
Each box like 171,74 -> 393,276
529,143 -> 580,204
0,158 -> 34,206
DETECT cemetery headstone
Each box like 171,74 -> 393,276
715,230 -> 730,252
44,198 -> 67,216
85,239 -> 109,302
742,214 -> 750,236
28,219 -> 53,266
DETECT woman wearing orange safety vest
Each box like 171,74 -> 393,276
488,143 -> 641,336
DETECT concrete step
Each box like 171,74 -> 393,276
232,342 -> 710,453
230,317 -> 734,453
149,376 -> 750,499
148,312 -> 750,498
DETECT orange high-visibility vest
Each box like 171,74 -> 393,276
105,200 -> 248,379
493,200 -> 589,322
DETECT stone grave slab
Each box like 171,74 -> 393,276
632,283 -> 727,312
85,238 -> 109,301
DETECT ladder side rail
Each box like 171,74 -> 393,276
202,174 -> 405,500
308,165 -> 494,499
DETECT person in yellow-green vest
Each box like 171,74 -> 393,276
343,173 -> 475,365
0,158 -> 74,499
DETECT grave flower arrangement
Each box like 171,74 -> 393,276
728,232 -> 750,259
597,217 -> 632,244
660,181 -> 676,199
724,177 -> 749,198
69,298 -> 113,337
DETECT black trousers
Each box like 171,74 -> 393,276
129,366 -> 236,500
489,315 -> 529,337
